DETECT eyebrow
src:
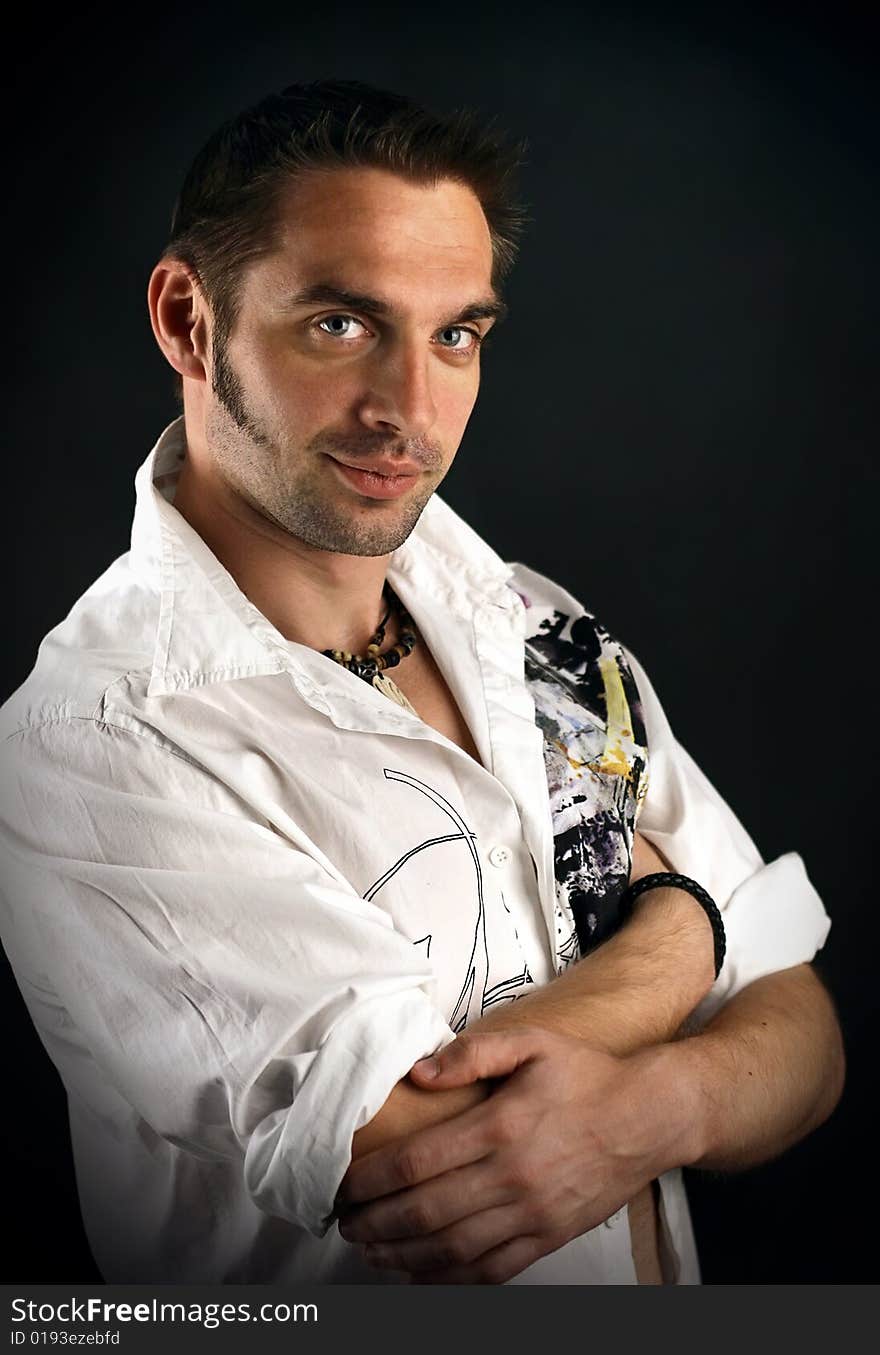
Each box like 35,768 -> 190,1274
277,282 -> 508,327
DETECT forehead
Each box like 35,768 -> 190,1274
248,166 -> 495,315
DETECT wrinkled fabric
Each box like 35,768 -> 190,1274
0,418 -> 829,1284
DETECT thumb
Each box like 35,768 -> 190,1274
410,1027 -> 545,1089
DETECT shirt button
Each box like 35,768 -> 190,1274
488,845 -> 512,868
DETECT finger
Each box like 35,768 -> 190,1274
339,1161 -> 512,1243
410,1028 -> 546,1089
340,1097 -> 499,1205
415,1234 -> 546,1285
361,1203 -> 525,1274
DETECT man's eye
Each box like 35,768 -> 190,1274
435,326 -> 480,352
316,315 -> 369,339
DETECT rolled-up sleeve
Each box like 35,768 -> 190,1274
0,720 -> 453,1236
625,651 -> 830,1022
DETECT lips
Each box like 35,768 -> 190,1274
330,455 -> 424,478
326,455 -> 422,501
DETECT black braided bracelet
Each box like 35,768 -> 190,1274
620,871 -> 727,980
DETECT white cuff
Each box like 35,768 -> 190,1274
243,989 -> 453,1235
695,851 -> 831,1023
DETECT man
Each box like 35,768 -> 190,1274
0,80 -> 842,1285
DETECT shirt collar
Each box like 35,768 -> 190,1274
130,418 -> 515,698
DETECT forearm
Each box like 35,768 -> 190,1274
474,884 -> 715,1054
661,962 -> 845,1173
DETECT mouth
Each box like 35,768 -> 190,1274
326,455 -> 422,501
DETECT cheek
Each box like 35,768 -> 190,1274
259,361 -> 360,433
439,377 -> 480,435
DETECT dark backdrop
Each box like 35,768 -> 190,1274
3,1 -> 875,1283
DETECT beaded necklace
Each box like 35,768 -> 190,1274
322,585 -> 418,713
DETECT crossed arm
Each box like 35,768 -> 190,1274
335,835 -> 845,1283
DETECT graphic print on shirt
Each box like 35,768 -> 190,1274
521,604 -> 649,965
363,769 -> 533,1031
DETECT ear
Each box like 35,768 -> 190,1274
147,259 -> 210,384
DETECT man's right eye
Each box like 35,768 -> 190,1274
315,315 -> 370,339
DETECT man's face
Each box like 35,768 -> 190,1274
202,166 -> 500,557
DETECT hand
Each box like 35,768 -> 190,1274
337,1026 -> 696,1284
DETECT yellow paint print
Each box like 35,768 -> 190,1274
594,656 -> 635,779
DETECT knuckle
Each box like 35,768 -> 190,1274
533,1202 -> 558,1235
435,1237 -> 467,1268
451,1032 -> 477,1066
507,1158 -> 539,1194
400,1200 -> 434,1235
489,1104 -> 519,1147
487,1240 -> 542,1285
392,1147 -> 424,1188
520,1024 -> 550,1054
480,1252 -> 514,1285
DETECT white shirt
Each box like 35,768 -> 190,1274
0,418 -> 830,1285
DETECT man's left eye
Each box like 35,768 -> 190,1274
435,327 -> 479,351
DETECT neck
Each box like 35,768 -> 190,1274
171,445 -> 392,656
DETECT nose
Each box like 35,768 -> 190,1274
356,338 -> 437,439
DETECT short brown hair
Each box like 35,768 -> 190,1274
161,79 -> 527,404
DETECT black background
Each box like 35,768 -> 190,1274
3,1 -> 876,1283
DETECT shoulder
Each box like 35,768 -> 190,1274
507,561 -> 647,747
507,561 -> 616,651
1,552 -> 156,742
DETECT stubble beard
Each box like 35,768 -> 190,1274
208,334 -> 446,558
